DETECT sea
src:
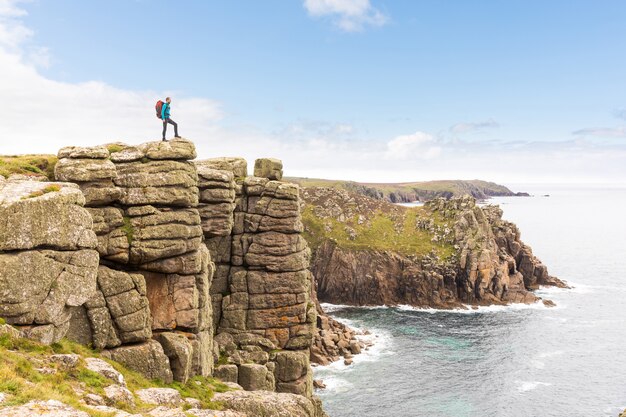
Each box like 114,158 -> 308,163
314,184 -> 626,417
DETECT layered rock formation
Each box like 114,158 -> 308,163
55,139 -> 212,384
196,156 -> 317,398
0,180 -> 99,344
0,141 -> 328,415
305,188 -> 566,310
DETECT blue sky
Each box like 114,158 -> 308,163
1,0 -> 626,184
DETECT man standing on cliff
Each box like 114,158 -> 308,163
161,97 -> 181,141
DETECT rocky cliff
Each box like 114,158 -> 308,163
0,139 -> 327,417
287,177 -> 529,203
303,187 -> 566,309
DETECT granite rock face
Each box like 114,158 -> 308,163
2,141 -> 325,412
56,139 -> 214,383
196,158 -> 317,400
0,180 -> 99,344
310,192 -> 565,310
429,196 -> 566,304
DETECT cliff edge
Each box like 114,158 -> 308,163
0,139 -> 328,417
303,186 -> 566,309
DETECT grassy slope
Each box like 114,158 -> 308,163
0,155 -> 58,180
301,188 -> 456,260
302,205 -> 455,259
0,331 -> 229,417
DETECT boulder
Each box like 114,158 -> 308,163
0,181 -> 97,251
253,158 -> 283,181
77,180 -> 122,206
274,350 -> 309,383
55,158 -> 116,182
139,138 -> 197,161
20,323 -> 70,345
196,157 -> 247,178
212,391 -> 327,417
237,363 -> 275,391
154,332 -> 193,383
214,364 -> 239,383
135,388 -> 182,406
0,323 -> 21,339
57,145 -> 110,159
103,384 -> 135,407
49,354 -> 80,371
196,167 -> 235,189
85,357 -> 126,386
101,340 -> 174,383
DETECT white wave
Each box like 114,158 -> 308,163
395,300 -> 558,314
320,302 -> 391,313
314,375 -> 354,394
516,381 -> 552,392
315,327 -> 394,374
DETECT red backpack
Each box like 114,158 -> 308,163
155,100 -> 164,119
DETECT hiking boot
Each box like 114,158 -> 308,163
175,135 -> 181,138
162,138 -> 167,141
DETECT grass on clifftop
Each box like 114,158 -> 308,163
0,333 -> 229,416
0,155 -> 58,180
302,204 -> 455,259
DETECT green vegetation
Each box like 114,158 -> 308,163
21,184 -> 63,200
121,216 -> 134,244
301,204 -> 455,259
106,144 -> 124,154
0,330 -> 229,416
0,155 -> 58,180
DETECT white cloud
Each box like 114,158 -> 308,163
303,0 -> 388,32
572,127 -> 626,138
275,120 -> 356,140
450,118 -> 499,134
0,0 -> 32,49
0,0 -> 226,156
1,0 -> 626,185
385,131 -> 442,160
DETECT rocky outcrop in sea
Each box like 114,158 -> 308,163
306,188 -> 566,309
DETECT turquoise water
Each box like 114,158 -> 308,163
315,185 -> 626,417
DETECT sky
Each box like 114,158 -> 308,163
1,0 -> 626,185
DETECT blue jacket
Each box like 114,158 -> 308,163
161,102 -> 171,120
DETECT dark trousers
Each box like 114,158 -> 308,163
162,118 -> 178,139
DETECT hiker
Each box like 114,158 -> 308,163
156,97 -> 180,141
